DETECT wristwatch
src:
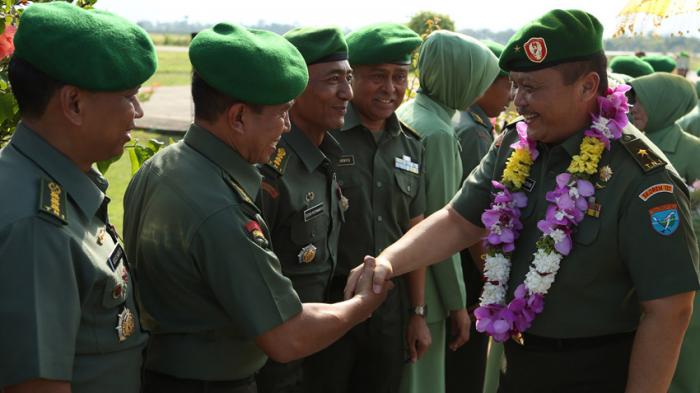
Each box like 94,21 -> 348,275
409,304 -> 428,318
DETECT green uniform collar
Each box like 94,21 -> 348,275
415,92 -> 456,124
11,122 -> 107,219
285,123 -> 342,173
541,127 -> 586,158
184,124 -> 261,199
340,102 -> 402,136
469,105 -> 494,132
645,123 -> 681,154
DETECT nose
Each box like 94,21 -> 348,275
338,78 -> 353,101
133,97 -> 144,119
513,87 -> 527,110
282,111 -> 292,133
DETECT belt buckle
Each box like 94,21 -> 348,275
512,332 -> 525,346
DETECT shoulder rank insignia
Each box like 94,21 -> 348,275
225,177 -> 255,207
266,146 -> 289,176
245,220 -> 269,248
469,110 -> 488,128
620,134 -> 666,173
399,120 -> 422,140
38,178 -> 67,224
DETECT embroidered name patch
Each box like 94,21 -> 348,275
395,155 -> 420,174
639,183 -> 674,201
338,155 -> 355,166
107,244 -> 126,272
649,203 -> 679,236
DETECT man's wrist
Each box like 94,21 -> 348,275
409,304 -> 428,318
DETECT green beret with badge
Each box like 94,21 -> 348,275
642,55 -> 677,73
610,55 -> 654,78
283,26 -> 348,65
482,39 -> 508,77
13,1 -> 157,91
189,23 -> 309,105
346,23 -> 422,65
499,9 -> 603,72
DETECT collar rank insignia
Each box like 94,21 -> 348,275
39,178 -> 67,224
245,220 -> 268,248
298,244 -> 317,264
116,307 -> 135,342
267,147 -> 289,175
649,203 -> 679,236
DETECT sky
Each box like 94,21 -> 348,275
95,0 -> 629,37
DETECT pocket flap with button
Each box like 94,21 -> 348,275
394,171 -> 419,197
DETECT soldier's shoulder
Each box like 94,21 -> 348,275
617,125 -> 671,176
399,120 -> 422,141
493,117 -> 522,148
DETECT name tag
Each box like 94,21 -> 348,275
304,203 -> 324,222
523,177 -> 536,193
338,155 -> 355,166
107,244 -> 126,272
395,155 -> 419,174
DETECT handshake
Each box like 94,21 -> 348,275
344,255 -> 395,300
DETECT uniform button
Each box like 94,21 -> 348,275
377,216 -> 383,222
376,181 -> 382,188
407,185 -> 411,192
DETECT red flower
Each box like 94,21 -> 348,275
0,25 -> 17,60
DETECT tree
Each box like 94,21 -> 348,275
407,10 -> 455,37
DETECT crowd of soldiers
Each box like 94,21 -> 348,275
0,2 -> 699,393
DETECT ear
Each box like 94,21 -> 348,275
226,102 -> 247,134
580,71 -> 600,101
57,85 -> 86,126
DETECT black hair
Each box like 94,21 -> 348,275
555,52 -> 608,96
191,72 -> 262,122
8,57 -> 65,119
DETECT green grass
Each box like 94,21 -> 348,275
149,33 -> 191,47
103,130 -> 182,233
144,50 -> 191,87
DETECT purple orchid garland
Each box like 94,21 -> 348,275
474,84 -> 631,342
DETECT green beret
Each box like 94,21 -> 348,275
609,55 -> 654,78
284,26 -> 348,65
482,39 -> 508,77
346,23 -> 422,65
641,55 -> 676,73
500,9 -> 603,72
13,2 -> 156,91
697,67 -> 700,77
190,23 -> 308,105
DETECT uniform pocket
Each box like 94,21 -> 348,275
394,171 -> 419,198
574,216 -> 601,245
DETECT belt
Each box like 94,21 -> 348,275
144,369 -> 255,390
514,331 -> 636,351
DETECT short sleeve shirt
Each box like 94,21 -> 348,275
0,124 -> 147,392
123,124 -> 302,380
452,123 -> 700,338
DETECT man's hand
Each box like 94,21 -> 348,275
344,255 -> 394,300
351,257 -> 394,316
406,314 -> 432,363
448,308 -> 471,351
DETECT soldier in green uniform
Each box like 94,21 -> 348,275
678,76 -> 700,137
628,72 -> 700,393
348,9 -> 699,393
122,23 -> 391,393
448,39 -> 512,393
255,26 -> 353,393
397,30 -> 499,393
0,3 -> 157,392
305,23 -> 428,393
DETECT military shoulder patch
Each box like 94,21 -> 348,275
244,219 -> 269,248
639,183 -> 674,201
38,178 -> 67,224
649,203 -> 679,236
468,110 -> 488,128
266,146 -> 289,176
620,134 -> 666,173
399,120 -> 422,140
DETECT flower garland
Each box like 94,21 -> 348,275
474,84 -> 631,342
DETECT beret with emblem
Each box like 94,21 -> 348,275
610,55 -> 654,78
346,23 -> 422,65
13,2 -> 157,91
482,39 -> 508,77
500,9 -> 603,72
190,23 -> 309,105
641,55 -> 677,73
284,26 -> 348,65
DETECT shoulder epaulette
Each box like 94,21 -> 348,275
265,146 -> 289,176
468,110 -> 488,128
620,133 -> 667,173
224,176 -> 256,208
38,178 -> 67,225
495,117 -> 524,148
399,120 -> 422,140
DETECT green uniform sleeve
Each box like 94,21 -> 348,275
0,217 -> 81,386
422,130 -> 466,312
458,125 -> 492,180
190,207 -> 302,338
620,171 -> 700,301
451,136 -> 501,227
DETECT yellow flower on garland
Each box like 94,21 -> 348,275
502,148 -> 534,189
568,137 -> 605,176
